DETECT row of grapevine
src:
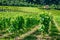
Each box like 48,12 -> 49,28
0,16 -> 40,33
23,13 -> 60,40
0,13 -> 59,39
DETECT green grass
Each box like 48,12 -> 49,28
0,38 -> 13,40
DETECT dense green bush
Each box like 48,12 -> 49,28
13,16 -> 24,29
26,18 -> 39,28
40,13 -> 52,34
8,16 -> 25,32
0,17 -> 11,30
39,13 -> 59,37
0,18 -> 3,30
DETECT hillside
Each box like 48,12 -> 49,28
0,6 -> 60,40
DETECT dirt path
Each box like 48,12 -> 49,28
0,33 -> 14,38
14,25 -> 41,40
52,19 -> 60,32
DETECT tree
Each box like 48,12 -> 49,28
0,0 -> 60,6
